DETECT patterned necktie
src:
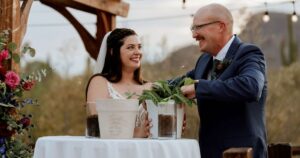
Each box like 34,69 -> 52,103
211,59 -> 221,80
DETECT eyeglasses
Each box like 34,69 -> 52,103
190,21 -> 220,32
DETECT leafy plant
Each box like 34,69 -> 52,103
138,77 -> 196,107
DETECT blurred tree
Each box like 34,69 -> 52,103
266,62 -> 300,143
21,61 -> 89,141
280,15 -> 298,67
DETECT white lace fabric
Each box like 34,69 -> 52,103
107,82 -> 126,99
106,81 -> 146,127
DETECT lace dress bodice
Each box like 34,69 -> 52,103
107,82 -> 126,99
106,81 -> 146,127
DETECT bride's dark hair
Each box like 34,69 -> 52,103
100,28 -> 144,84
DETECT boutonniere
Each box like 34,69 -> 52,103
214,59 -> 232,74
211,59 -> 232,80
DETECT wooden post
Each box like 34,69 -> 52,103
223,148 -> 253,158
0,0 -> 33,71
268,143 -> 292,158
292,145 -> 300,155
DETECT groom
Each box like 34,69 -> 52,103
180,3 -> 268,158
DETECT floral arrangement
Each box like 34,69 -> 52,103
0,30 -> 40,158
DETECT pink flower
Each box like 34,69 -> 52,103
5,71 -> 20,89
22,80 -> 35,91
0,49 -> 9,62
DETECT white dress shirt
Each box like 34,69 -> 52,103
214,35 -> 235,61
208,35 -> 235,80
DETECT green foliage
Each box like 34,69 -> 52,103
4,138 -> 33,158
280,15 -> 298,67
7,43 -> 17,53
138,78 -> 196,107
22,45 -> 36,57
124,92 -> 137,99
12,53 -> 20,63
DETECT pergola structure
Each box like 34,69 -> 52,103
39,0 -> 129,60
0,0 -> 129,71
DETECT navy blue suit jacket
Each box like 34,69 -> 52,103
186,36 -> 268,158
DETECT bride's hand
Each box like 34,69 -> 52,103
134,112 -> 152,138
143,112 -> 152,137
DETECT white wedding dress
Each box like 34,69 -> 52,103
107,81 -> 146,127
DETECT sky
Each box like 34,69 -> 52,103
22,0 -> 300,76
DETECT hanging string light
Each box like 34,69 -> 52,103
182,0 -> 186,9
291,0 -> 298,22
262,2 -> 270,23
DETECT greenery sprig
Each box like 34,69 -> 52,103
138,77 -> 196,107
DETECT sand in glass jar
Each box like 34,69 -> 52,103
86,102 -> 100,137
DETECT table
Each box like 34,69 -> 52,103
33,136 -> 200,158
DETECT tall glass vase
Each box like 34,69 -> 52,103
86,102 -> 100,137
158,100 -> 176,139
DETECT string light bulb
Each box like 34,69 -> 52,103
182,0 -> 186,9
291,1 -> 298,23
262,2 -> 270,23
263,11 -> 270,22
292,11 -> 298,22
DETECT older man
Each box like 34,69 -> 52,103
180,3 -> 268,158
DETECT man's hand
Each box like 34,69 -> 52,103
181,84 -> 196,99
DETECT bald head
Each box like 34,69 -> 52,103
194,3 -> 233,34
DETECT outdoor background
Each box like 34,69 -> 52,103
20,0 -> 300,145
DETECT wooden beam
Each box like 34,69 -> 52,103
40,0 -> 126,59
41,2 -> 115,60
74,0 -> 129,17
40,0 -> 129,17
20,0 -> 33,41
40,0 -> 96,14
223,148 -> 253,158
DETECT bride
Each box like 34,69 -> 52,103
86,28 -> 151,138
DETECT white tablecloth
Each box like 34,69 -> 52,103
33,136 -> 200,158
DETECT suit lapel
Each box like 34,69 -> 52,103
218,36 -> 243,80
224,35 -> 242,61
195,54 -> 212,79
195,36 -> 243,80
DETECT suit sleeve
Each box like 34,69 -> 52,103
195,45 -> 266,102
186,69 -> 195,79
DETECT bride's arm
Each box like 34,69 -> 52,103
87,76 -> 109,102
